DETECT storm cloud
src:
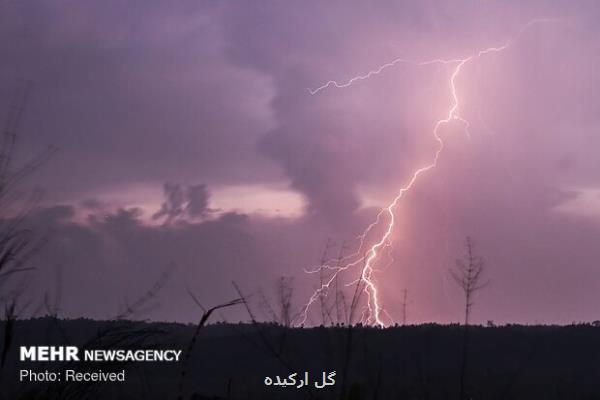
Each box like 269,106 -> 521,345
1,0 -> 600,324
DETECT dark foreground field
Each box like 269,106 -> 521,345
1,318 -> 600,399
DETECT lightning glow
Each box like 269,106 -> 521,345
296,19 -> 553,327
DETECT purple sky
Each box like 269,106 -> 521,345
1,0 -> 600,324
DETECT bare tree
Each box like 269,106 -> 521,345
451,236 -> 488,326
318,238 -> 333,326
451,236 -> 489,400
331,241 -> 351,326
257,276 -> 296,327
0,81 -> 54,378
177,293 -> 243,400
276,276 -> 295,327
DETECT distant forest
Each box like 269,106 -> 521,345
2,318 -> 600,399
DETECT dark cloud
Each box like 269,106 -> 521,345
1,1 -> 600,324
185,184 -> 210,218
152,182 -> 210,222
152,182 -> 186,222
0,0 -> 279,201
80,198 -> 104,210
21,204 -> 335,321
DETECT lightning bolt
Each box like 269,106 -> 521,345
296,19 -> 553,327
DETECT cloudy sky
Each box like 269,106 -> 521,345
1,0 -> 599,324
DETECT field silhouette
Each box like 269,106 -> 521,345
2,318 -> 600,399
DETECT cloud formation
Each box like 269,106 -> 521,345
152,182 -> 210,223
1,1 -> 599,324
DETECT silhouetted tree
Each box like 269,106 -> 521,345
257,276 -> 297,327
318,238 -> 333,326
451,236 -> 489,400
451,237 -> 488,326
0,81 -> 54,376
276,276 -> 295,327
178,294 -> 243,399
